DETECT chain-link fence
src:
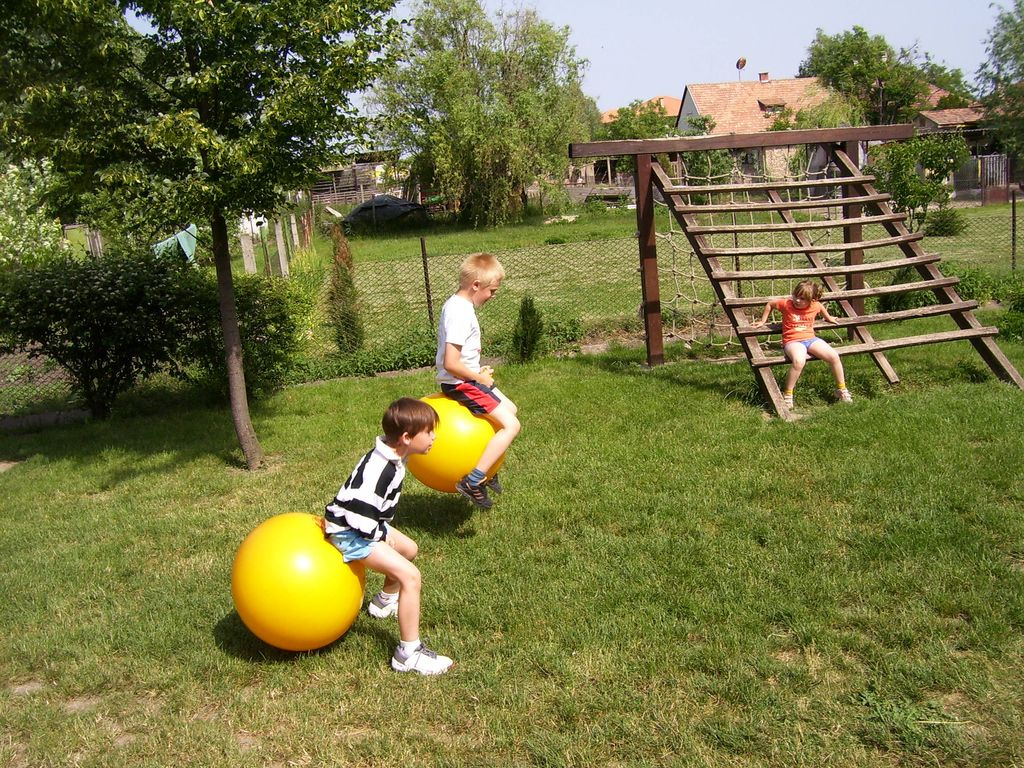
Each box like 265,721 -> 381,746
297,236 -> 645,371
4,200 -> 1023,420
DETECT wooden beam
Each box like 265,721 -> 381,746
688,213 -> 905,234
665,174 -> 875,195
736,301 -> 979,336
569,124 -> 916,158
673,193 -> 888,214
750,327 -> 1001,367
704,231 -> 923,257
722,277 -> 962,308
714,253 -> 939,280
634,154 -> 664,366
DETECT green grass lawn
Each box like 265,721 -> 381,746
2,335 -> 1023,767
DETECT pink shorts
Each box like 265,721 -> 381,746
441,380 -> 502,415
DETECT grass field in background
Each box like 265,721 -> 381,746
1,335 -> 1023,767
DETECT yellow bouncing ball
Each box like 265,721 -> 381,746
406,393 -> 505,493
231,512 -> 365,651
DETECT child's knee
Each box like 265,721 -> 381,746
399,563 -> 421,592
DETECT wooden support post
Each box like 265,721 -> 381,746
239,229 -> 257,274
634,153 -> 664,366
841,140 -> 865,323
273,218 -> 290,277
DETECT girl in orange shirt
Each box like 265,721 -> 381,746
752,280 -> 852,409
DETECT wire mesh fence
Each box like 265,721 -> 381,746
2,197 -> 1022,420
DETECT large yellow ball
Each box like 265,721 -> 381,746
231,512 -> 366,652
406,393 -> 505,493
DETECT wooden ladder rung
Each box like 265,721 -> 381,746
722,277 -> 961,309
713,253 -> 939,281
688,213 -> 905,234
665,174 -> 875,195
705,231 -> 923,257
750,327 -> 1000,368
673,193 -> 888,214
736,301 -> 979,337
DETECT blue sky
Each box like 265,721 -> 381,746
467,0 -> 1000,112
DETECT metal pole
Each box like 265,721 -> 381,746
420,237 -> 434,327
1013,189 -> 1017,271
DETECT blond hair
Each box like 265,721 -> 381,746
792,280 -> 823,302
459,252 -> 505,290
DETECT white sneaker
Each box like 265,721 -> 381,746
783,393 -> 794,409
391,642 -> 454,675
836,388 -> 853,403
367,592 -> 398,618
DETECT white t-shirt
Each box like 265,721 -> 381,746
436,294 -> 481,385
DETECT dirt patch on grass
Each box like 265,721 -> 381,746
11,680 -> 44,695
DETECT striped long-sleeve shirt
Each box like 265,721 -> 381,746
324,437 -> 404,542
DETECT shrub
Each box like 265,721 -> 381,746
0,248 -> 198,417
177,271 -> 309,398
509,295 -> 544,362
924,206 -> 968,237
326,224 -> 365,354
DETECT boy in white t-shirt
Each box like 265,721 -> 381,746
435,253 -> 520,509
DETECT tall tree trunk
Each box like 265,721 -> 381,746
211,208 -> 264,470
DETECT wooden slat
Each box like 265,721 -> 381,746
674,193 -> 888,214
704,231 -> 923,257
713,253 -> 939,280
722,277 -> 961,308
568,124 -> 916,158
665,175 -> 875,195
688,213 -> 905,234
736,301 -> 979,337
750,327 -> 1000,367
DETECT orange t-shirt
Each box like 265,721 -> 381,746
771,298 -> 823,344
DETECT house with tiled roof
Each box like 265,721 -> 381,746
674,73 -> 832,179
675,74 -> 829,135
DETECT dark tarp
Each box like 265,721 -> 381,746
343,195 -> 426,225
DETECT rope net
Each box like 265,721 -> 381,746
654,147 -> 854,353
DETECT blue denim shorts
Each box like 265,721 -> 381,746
327,528 -> 377,563
786,337 -> 825,353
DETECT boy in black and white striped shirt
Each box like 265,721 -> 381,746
325,397 -> 453,675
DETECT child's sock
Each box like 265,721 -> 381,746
784,389 -> 794,396
376,590 -> 398,605
399,638 -> 421,654
837,383 -> 848,391
465,468 -> 486,486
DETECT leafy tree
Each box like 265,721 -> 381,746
371,0 -> 593,226
866,133 -> 969,231
1,0 -> 400,468
979,0 -> 1024,159
919,57 -> 974,108
0,248 -> 200,418
0,160 -> 68,267
799,26 -> 930,124
598,99 -> 677,141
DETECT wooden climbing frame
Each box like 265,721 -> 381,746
569,125 -> 1024,419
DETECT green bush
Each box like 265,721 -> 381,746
326,224 -> 365,353
287,326 -> 435,382
509,295 -> 544,362
0,248 -> 199,418
177,271 -> 310,398
924,206 -> 968,237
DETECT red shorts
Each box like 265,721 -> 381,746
441,381 -> 502,415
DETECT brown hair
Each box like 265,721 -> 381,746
792,280 -> 822,302
459,252 -> 506,289
382,397 -> 439,444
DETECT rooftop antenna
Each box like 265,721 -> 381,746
736,57 -> 746,81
